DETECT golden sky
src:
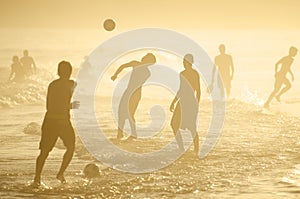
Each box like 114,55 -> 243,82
0,0 -> 299,29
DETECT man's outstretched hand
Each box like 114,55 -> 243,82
111,75 -> 117,81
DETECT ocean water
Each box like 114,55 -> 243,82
1,29 -> 300,198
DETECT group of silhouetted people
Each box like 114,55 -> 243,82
207,45 -> 298,109
110,53 -> 201,153
8,50 -> 36,82
32,44 -> 297,187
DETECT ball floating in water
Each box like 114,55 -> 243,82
103,19 -> 116,31
83,163 -> 100,179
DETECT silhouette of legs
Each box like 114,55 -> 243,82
117,117 -> 125,139
173,129 -> 184,151
171,103 -> 184,151
34,150 -> 50,184
127,93 -> 140,139
56,145 -> 74,183
264,88 -> 280,108
190,130 -> 199,154
225,87 -> 230,98
218,77 -> 227,99
275,78 -> 291,102
128,117 -> 137,139
117,116 -> 137,140
264,78 -> 284,108
117,89 -> 141,140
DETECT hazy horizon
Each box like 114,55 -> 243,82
1,0 -> 300,30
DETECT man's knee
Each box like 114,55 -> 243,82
38,150 -> 50,159
272,87 -> 280,94
286,83 -> 291,89
129,116 -> 136,123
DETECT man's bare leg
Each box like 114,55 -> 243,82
56,146 -> 74,183
117,118 -> 125,139
172,127 -> 184,151
275,80 -> 291,102
191,130 -> 199,155
34,150 -> 49,185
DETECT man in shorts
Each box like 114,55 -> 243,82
209,44 -> 234,98
264,46 -> 298,108
33,61 -> 79,185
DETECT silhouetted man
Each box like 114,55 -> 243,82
20,50 -> 36,75
264,46 -> 298,108
111,53 -> 156,140
209,44 -> 234,98
170,54 -> 200,154
33,61 -> 79,186
8,55 -> 25,82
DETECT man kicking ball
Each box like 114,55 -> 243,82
33,61 -> 79,185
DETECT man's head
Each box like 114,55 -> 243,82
289,46 -> 298,57
58,61 -> 72,79
12,55 -> 19,63
183,53 -> 194,69
141,53 -> 156,65
23,50 -> 29,56
219,44 -> 226,54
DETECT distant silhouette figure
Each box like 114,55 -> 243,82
33,61 -> 80,186
79,56 -> 93,77
209,44 -> 234,97
8,55 -> 25,82
20,50 -> 36,75
170,54 -> 200,154
111,53 -> 156,140
264,46 -> 298,108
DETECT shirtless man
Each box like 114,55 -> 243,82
20,50 -> 36,75
209,44 -> 234,98
33,61 -> 79,185
264,46 -> 298,108
111,53 -> 156,140
170,54 -> 200,154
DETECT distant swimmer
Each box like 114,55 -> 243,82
264,46 -> 298,109
8,55 -> 25,82
170,54 -> 200,154
33,61 -> 80,186
209,44 -> 234,98
111,53 -> 156,140
20,50 -> 36,76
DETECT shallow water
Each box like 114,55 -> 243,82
1,28 -> 300,197
1,94 -> 300,198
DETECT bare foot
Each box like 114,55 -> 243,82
117,132 -> 124,140
33,176 -> 40,185
31,180 -> 41,188
56,174 -> 67,184
126,135 -> 137,141
275,95 -> 281,102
